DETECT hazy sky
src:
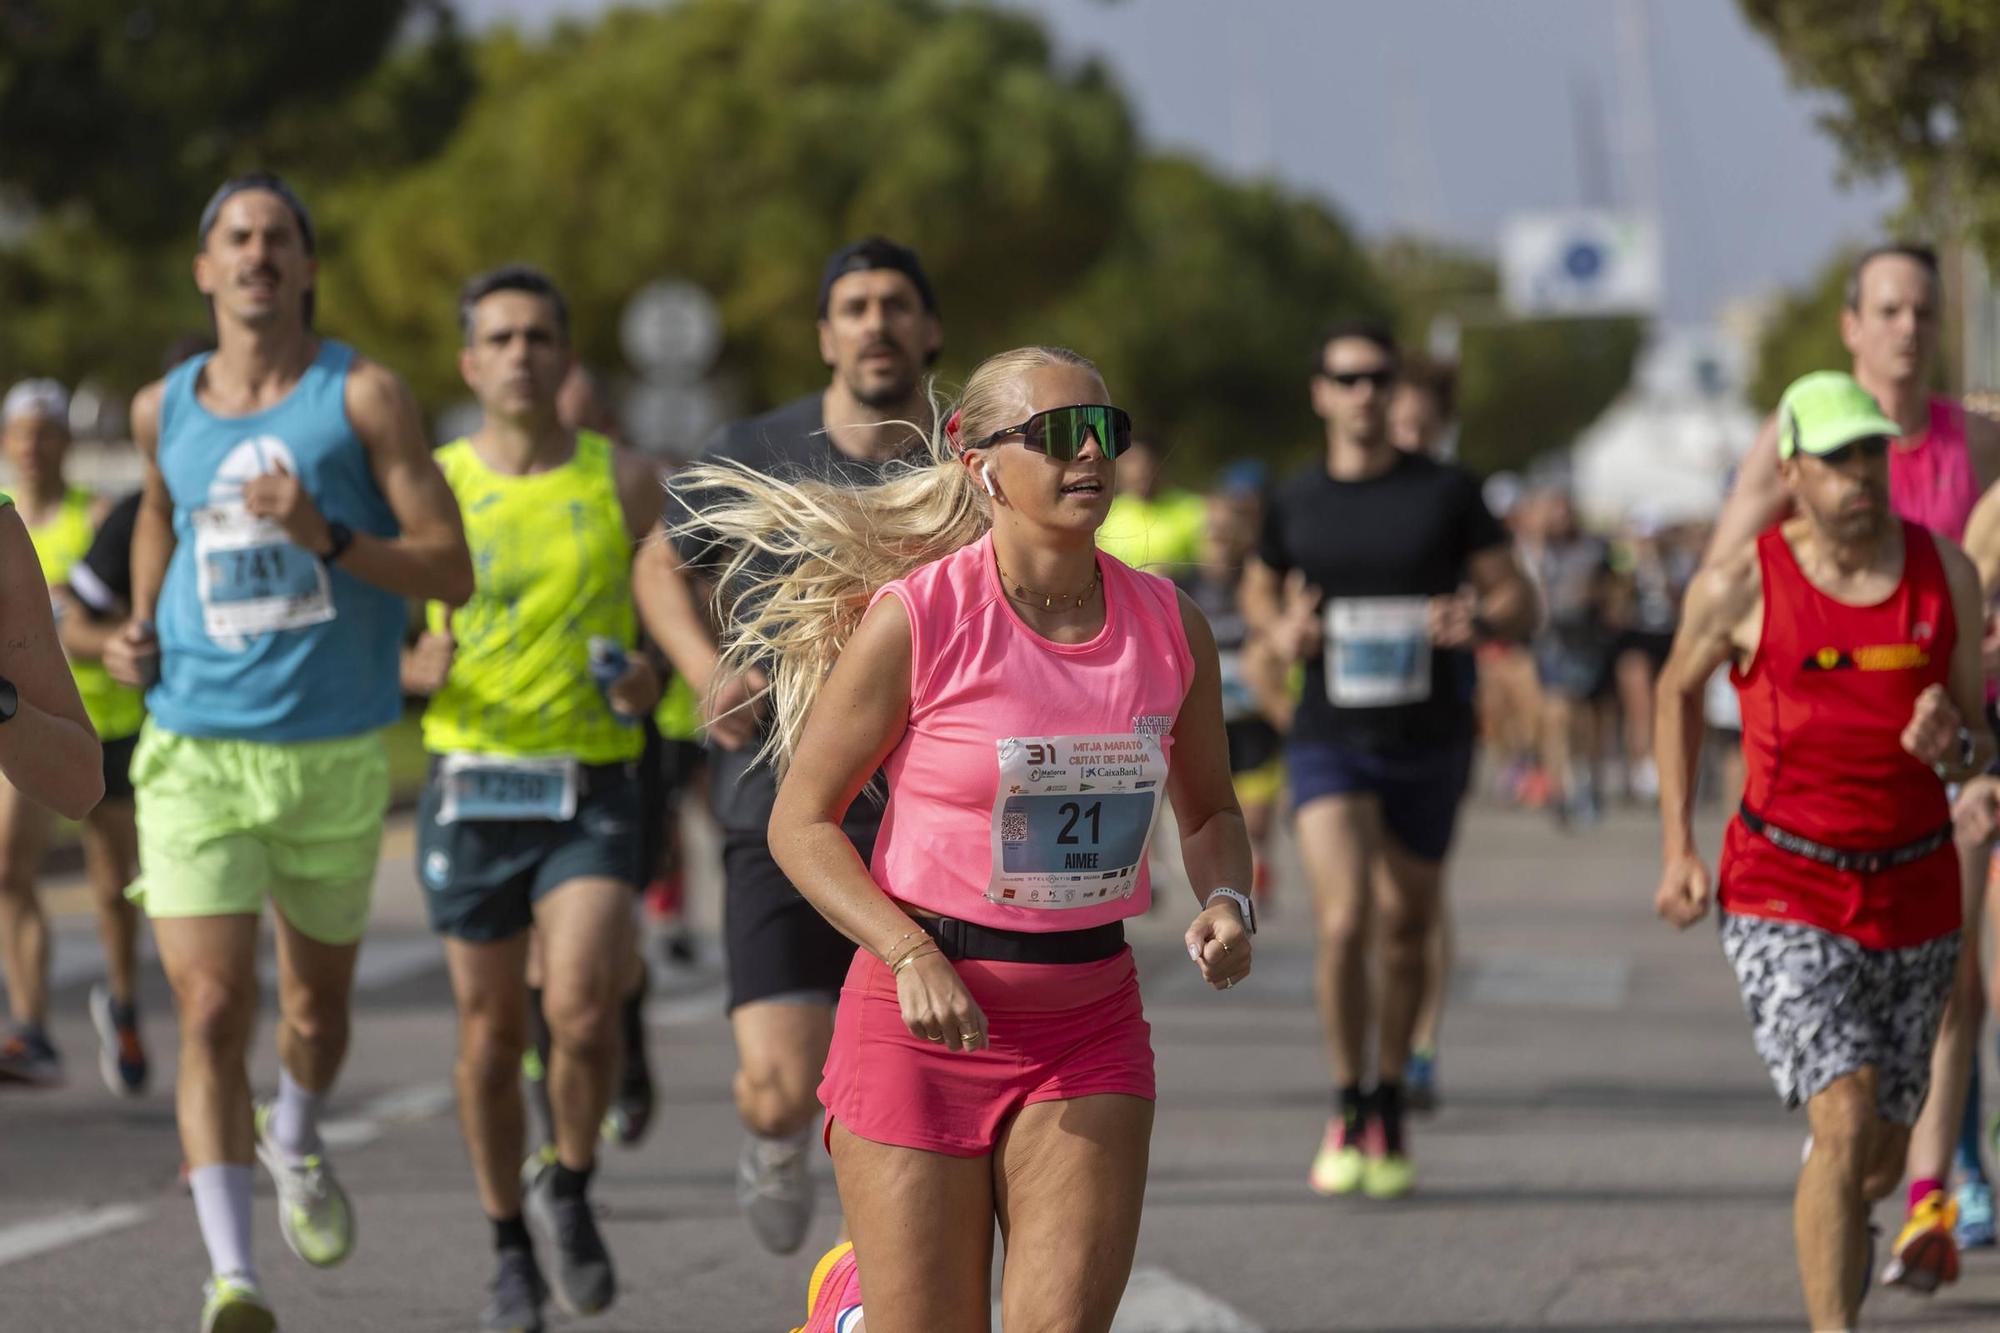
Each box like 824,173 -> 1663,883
455,0 -> 1902,323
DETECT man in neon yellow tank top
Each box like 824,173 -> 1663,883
0,379 -> 149,1093
1096,433 -> 1205,573
401,268 -> 662,1330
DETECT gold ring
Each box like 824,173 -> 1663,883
927,1032 -> 946,1042
961,1031 -> 980,1043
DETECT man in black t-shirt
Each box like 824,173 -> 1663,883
633,237 -> 942,1257
1243,321 -> 1535,1200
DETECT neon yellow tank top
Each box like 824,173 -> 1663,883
422,431 -> 642,763
654,672 -> 701,742
25,489 -> 146,741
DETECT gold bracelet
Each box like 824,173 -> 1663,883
879,928 -> 923,967
884,932 -> 932,972
892,943 -> 940,976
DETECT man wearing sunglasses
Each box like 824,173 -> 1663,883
1242,321 -> 1535,1199
633,236 -> 942,1257
1654,371 -> 1993,1329
1711,244 -> 2000,1284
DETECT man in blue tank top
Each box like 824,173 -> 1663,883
102,174 -> 473,1333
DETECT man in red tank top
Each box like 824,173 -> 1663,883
1709,242 -> 2000,1275
1656,372 -> 1993,1330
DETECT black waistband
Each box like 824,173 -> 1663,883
1737,803 -> 1953,875
913,914 -> 1126,965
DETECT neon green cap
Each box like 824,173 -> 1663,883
1776,371 -> 1900,459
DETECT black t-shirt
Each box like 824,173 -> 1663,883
70,491 -> 142,617
668,394 -> 908,834
1258,451 -> 1506,751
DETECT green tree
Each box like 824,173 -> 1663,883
1035,154 -> 1388,481
0,1 -> 469,240
1372,236 -> 1644,476
1747,246 -> 1853,410
0,3 -> 473,392
320,0 -> 1137,409
1738,1 -> 2000,251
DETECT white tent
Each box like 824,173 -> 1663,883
1569,327 -> 1760,530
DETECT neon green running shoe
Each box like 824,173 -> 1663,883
253,1101 -> 354,1268
1362,1151 -> 1415,1199
200,1273 -> 276,1333
1308,1115 -> 1365,1196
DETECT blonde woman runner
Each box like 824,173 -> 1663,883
680,346 -> 1254,1333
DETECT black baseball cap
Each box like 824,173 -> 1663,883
816,236 -> 938,318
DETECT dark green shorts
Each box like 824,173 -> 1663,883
417,758 -> 644,942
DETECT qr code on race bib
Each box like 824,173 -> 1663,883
1001,812 -> 1029,842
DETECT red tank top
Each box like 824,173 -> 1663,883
1719,520 -> 1959,947
1888,396 -> 1976,543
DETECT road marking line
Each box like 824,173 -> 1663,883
322,1080 -> 456,1150
0,1203 -> 149,1268
1108,1266 -> 1263,1332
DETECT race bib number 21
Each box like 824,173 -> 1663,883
988,733 -> 1166,910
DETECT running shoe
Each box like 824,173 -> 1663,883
1360,1107 -> 1414,1200
0,1024 -> 61,1087
482,1244 -> 548,1333
89,983 -> 148,1097
525,1163 -> 616,1315
1955,1178 -> 1996,1250
1308,1114 -> 1365,1197
1406,1049 -> 1438,1114
738,1131 -> 817,1254
199,1273 -> 276,1333
790,1240 -> 862,1333
254,1100 -> 355,1268
1881,1188 -> 1960,1294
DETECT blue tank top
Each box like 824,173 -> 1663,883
151,340 -> 403,741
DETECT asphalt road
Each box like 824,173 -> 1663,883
6,800 -> 2000,1331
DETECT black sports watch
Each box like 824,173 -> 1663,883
0,676 -> 19,725
320,521 -> 355,564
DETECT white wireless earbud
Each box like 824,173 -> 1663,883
980,468 -> 999,499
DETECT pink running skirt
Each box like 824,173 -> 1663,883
819,945 -> 1155,1157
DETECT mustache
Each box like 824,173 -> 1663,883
237,266 -> 280,284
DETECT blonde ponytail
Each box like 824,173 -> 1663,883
673,345 -> 1097,775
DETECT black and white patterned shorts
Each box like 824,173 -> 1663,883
1719,913 -> 1959,1124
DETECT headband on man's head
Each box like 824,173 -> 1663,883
197,172 -> 318,255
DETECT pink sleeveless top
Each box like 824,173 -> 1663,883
868,532 -> 1196,931
1889,397 -> 1977,543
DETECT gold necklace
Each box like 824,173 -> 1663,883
997,562 -> 1100,611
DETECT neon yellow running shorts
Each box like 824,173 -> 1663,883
128,724 -> 390,945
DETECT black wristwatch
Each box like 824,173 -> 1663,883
0,676 -> 20,725
320,521 -> 355,564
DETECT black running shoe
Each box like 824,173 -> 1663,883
481,1245 -> 547,1333
525,1170 -> 615,1315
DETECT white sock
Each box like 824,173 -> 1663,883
752,1125 -> 813,1162
271,1068 -> 324,1160
835,1307 -> 865,1333
189,1164 -> 257,1284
